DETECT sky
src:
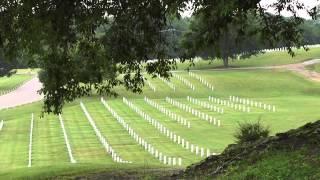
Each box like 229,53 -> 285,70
182,0 -> 320,20
260,0 -> 319,19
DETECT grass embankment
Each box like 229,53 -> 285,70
179,120 -> 320,179
0,74 -> 33,94
0,68 -> 319,179
219,149 -> 320,179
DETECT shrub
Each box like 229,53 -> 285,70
234,121 -> 270,144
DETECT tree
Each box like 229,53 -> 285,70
181,12 -> 263,67
0,0 -> 317,114
181,1 -> 318,67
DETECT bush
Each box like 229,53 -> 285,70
234,121 -> 270,144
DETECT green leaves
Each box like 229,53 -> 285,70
0,0 -> 317,114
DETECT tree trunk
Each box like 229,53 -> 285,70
223,56 -> 229,68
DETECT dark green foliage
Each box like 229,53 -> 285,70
0,0 -> 318,114
234,121 -> 270,144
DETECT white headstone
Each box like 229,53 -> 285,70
207,149 -> 210,157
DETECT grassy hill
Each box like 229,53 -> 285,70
0,49 -> 320,179
0,68 -> 319,179
175,120 -> 320,179
0,74 -> 33,94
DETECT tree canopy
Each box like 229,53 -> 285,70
0,0 -> 317,114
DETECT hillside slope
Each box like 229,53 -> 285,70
174,120 -> 320,179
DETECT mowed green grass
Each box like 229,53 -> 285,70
0,74 -> 32,93
0,67 -> 320,179
178,47 -> 320,70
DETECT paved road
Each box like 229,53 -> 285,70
0,76 -> 43,109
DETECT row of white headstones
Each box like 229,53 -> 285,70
166,97 -> 221,127
229,95 -> 276,112
188,72 -> 214,91
156,75 -> 176,91
172,73 -> 195,91
209,96 -> 251,113
80,102 -> 130,164
27,113 -> 77,167
28,113 -> 34,167
144,96 -> 191,128
123,97 -> 214,158
58,114 -> 77,163
0,120 -> 3,131
101,98 -> 182,166
146,80 -> 156,92
187,96 -> 224,114
149,72 -> 216,93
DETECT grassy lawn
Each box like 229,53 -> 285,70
0,67 -> 319,179
0,74 -> 33,94
177,47 -> 320,70
14,68 -> 41,75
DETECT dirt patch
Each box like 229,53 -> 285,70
277,59 -> 320,82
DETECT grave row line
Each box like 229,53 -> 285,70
188,72 -> 214,91
101,98 -> 182,166
146,80 -> 156,92
209,96 -> 250,113
0,120 -> 4,131
123,97 -> 214,158
28,113 -> 34,167
166,97 -> 221,127
241,46 -> 319,54
229,96 -> 276,112
187,96 -> 223,114
27,114 -> 76,167
157,75 -> 176,91
172,73 -> 195,91
144,96 -> 191,128
80,102 -> 130,164
58,114 -> 76,163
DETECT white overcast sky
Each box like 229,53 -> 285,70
182,0 -> 320,19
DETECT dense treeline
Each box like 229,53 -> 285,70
165,17 -> 320,67
2,18 -> 320,71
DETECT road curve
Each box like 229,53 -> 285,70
0,76 -> 43,109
